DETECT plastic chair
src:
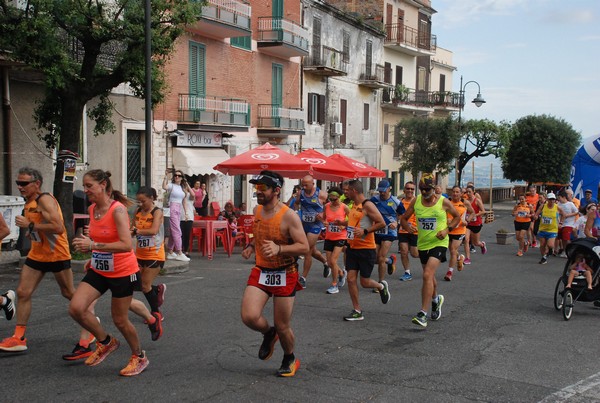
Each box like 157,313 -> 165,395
189,225 -> 205,255
210,202 -> 221,219
233,215 -> 254,247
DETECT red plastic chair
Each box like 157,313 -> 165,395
233,215 -> 254,247
210,202 -> 221,219
189,225 -> 205,255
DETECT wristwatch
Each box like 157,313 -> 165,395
363,228 -> 369,234
28,222 -> 35,232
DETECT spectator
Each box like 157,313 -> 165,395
581,189 -> 598,213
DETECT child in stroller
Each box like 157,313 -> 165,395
566,253 -> 593,290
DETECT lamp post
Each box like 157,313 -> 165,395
455,75 -> 486,186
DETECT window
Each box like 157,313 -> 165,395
365,40 -> 373,77
439,74 -> 446,92
383,124 -> 389,144
395,66 -> 403,86
307,93 -> 325,124
343,31 -> 350,63
231,36 -> 251,50
189,42 -> 206,97
417,67 -> 426,91
363,103 -> 369,130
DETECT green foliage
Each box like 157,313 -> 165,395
394,116 -> 461,178
501,115 -> 581,184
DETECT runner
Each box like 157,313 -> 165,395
294,175 -> 329,288
70,169 -> 148,376
463,185 -> 487,265
512,194 -> 534,257
0,167 -> 95,358
240,171 -> 309,377
556,190 -> 578,258
320,187 -> 349,294
397,181 -> 418,281
444,186 -> 475,281
371,180 -> 400,283
525,185 -> 540,247
533,192 -> 565,265
401,174 -> 460,328
343,179 -> 389,321
0,215 -> 16,322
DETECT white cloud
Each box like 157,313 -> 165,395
538,9 -> 595,24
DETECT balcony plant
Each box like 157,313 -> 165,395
393,84 -> 410,103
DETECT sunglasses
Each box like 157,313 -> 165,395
329,197 -> 339,201
255,184 -> 270,192
16,180 -> 35,187
420,188 -> 433,192
174,174 -> 182,178
404,188 -> 415,191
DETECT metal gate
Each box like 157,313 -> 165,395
127,130 -> 142,197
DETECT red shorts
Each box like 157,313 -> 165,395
246,265 -> 302,297
559,226 -> 573,241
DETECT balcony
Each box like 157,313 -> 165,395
257,104 -> 305,135
358,64 -> 391,89
191,0 -> 251,39
303,45 -> 348,76
384,24 -> 436,56
257,17 -> 309,59
382,87 -> 460,112
178,94 -> 250,129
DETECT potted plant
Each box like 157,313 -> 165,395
496,228 -> 516,245
393,84 -> 410,103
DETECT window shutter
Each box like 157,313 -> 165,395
318,94 -> 325,124
363,103 -> 369,130
307,93 -> 314,123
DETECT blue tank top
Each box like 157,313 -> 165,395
300,187 -> 323,224
370,194 -> 401,237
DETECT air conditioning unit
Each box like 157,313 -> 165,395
330,122 -> 343,136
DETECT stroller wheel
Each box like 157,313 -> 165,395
562,289 -> 573,321
554,277 -> 566,310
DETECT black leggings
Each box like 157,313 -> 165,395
180,220 -> 193,253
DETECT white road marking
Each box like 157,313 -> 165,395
539,372 -> 600,402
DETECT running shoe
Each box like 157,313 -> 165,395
470,245 -> 476,253
539,256 -> 548,265
175,253 -> 190,262
147,312 -> 163,341
457,254 -> 465,271
463,258 -> 472,265
379,281 -> 390,304
166,252 -> 177,260
157,284 -> 167,308
326,285 -> 339,294
258,327 -> 278,361
276,357 -> 300,377
532,241 -> 538,248
298,276 -> 306,289
444,270 -> 452,281
412,312 -> 428,328
516,251 -> 523,257
523,241 -> 529,253
372,287 -> 380,293
431,295 -> 444,321
338,270 -> 347,288
400,272 -> 413,281
387,254 -> 397,275
343,309 -> 364,321
559,252 -> 567,258
480,241 -> 487,255
119,351 -> 149,377
0,335 -> 27,352
85,336 -> 120,366
323,264 -> 331,278
62,343 -> 93,361
1,290 -> 16,321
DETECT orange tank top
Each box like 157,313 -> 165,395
324,202 -> 347,241
398,198 -> 417,234
89,201 -> 138,278
448,199 -> 467,235
254,204 -> 296,269
347,201 -> 376,249
134,207 -> 165,261
26,193 -> 71,262
514,204 -> 532,223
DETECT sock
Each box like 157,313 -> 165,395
405,270 -> 411,274
283,353 -> 295,365
331,282 -> 337,287
420,310 -> 427,316
448,267 -> 454,273
432,295 -> 440,304
14,325 -> 26,339
99,335 -> 111,345
145,288 -> 159,313
385,257 -> 392,264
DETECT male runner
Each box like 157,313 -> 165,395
371,180 -> 400,282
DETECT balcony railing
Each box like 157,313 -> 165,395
384,24 -> 437,53
178,94 -> 249,126
358,64 -> 389,88
382,87 -> 461,109
304,45 -> 348,75
200,0 -> 251,31
257,104 -> 305,132
257,17 -> 309,56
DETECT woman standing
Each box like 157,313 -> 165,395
162,169 -> 190,262
180,181 -> 195,257
193,181 -> 208,216
70,170 -> 148,377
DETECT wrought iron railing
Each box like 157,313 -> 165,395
200,0 -> 251,30
257,104 -> 304,131
257,17 -> 309,52
384,24 -> 437,52
178,94 -> 249,126
382,87 -> 461,108
305,45 -> 348,73
359,63 -> 386,82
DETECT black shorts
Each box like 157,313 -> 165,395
137,259 -> 165,269
448,234 -> 465,242
345,248 -> 376,278
25,258 -> 71,273
467,225 -> 482,234
323,239 -> 346,252
418,247 -> 447,265
375,235 -> 395,245
514,221 -> 530,232
398,232 -> 418,247
82,269 -> 141,298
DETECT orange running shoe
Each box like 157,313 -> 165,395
0,335 -> 27,352
277,358 -> 300,377
119,351 -> 149,376
85,336 -> 120,366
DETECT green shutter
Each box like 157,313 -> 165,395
189,42 -> 205,97
231,35 -> 251,50
272,63 -> 283,106
272,0 -> 283,18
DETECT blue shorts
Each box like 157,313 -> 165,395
375,235 -> 396,244
538,231 -> 557,239
303,222 -> 323,235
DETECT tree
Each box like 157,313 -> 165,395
501,115 -> 581,184
395,116 -> 461,180
455,119 -> 511,186
0,0 -> 202,240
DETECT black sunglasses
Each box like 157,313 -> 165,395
16,180 -> 35,187
174,174 -> 183,178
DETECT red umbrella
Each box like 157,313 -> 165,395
213,143 -> 312,179
295,149 -> 357,182
329,153 -> 386,178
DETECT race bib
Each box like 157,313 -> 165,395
346,226 -> 355,240
418,218 -> 437,231
542,216 -> 552,225
302,212 -> 317,223
258,270 -> 286,287
29,230 -> 41,243
517,211 -> 527,217
328,223 -> 342,233
375,225 -> 389,235
137,235 -> 155,248
91,251 -> 115,272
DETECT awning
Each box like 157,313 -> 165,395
172,147 -> 230,176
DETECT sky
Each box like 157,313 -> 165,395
432,0 -> 600,140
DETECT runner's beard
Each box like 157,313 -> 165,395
257,192 -> 276,206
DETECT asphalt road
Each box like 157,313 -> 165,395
2,202 -> 600,402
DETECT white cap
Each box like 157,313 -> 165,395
547,192 -> 556,200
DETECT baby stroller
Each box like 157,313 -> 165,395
553,238 -> 600,320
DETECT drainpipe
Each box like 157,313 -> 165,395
2,67 -> 12,194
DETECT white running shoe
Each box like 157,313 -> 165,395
175,253 -> 190,262
166,252 -> 177,260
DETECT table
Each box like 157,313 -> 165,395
193,219 -> 232,260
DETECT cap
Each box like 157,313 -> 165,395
249,174 -> 283,188
585,189 -> 593,194
377,180 -> 391,192
547,192 -> 556,200
419,173 -> 435,190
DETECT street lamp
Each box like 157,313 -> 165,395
455,75 -> 486,185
